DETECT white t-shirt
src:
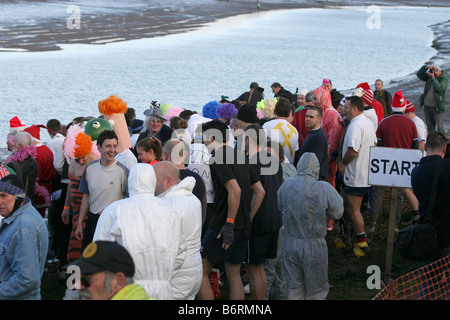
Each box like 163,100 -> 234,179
412,115 -> 427,142
115,148 -> 137,171
188,143 -> 215,203
46,133 -> 66,175
364,108 -> 378,131
263,118 -> 299,164
187,114 -> 212,139
79,159 -> 129,214
342,114 -> 377,188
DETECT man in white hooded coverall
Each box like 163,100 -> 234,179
93,163 -> 186,300
277,152 -> 343,300
153,161 -> 203,300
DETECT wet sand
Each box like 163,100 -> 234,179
1,0 -> 449,136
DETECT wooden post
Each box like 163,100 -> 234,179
385,187 -> 398,284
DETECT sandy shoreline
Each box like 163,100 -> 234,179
1,0 -> 449,136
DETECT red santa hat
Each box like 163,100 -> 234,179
356,82 -> 374,105
24,125 -> 42,143
23,124 -> 54,144
10,116 -> 26,132
405,100 -> 415,113
392,90 -> 407,113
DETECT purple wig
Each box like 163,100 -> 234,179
216,103 -> 238,120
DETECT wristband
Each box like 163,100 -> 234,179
227,217 -> 235,223
64,206 -> 70,210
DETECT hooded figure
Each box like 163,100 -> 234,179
93,163 -> 186,300
277,153 -> 343,300
157,175 -> 202,300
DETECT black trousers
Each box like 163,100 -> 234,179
81,212 -> 100,252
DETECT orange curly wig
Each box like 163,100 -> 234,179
98,95 -> 128,115
74,132 -> 93,159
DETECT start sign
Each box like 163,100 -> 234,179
369,146 -> 423,188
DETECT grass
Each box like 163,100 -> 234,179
326,191 -> 423,300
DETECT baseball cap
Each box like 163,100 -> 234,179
70,241 -> 135,277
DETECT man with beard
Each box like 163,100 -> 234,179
70,241 -> 151,300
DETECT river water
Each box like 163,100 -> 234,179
1,5 -> 449,160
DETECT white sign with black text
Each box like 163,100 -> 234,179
369,147 -> 423,188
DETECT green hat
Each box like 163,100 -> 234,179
84,118 -> 114,141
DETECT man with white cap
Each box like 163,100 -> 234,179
295,89 -> 308,112
369,91 -> 419,233
0,174 -> 49,300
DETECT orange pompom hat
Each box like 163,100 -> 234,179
98,95 -> 128,115
74,132 -> 93,159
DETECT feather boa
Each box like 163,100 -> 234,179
34,181 -> 50,205
3,145 -> 50,205
4,145 -> 37,164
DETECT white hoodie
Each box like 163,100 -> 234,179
93,163 -> 186,300
158,176 -> 203,300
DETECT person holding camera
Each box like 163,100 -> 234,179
416,64 -> 448,135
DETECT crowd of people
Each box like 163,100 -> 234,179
0,63 -> 448,300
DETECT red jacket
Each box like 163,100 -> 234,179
372,99 -> 384,124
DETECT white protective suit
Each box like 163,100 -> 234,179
93,163 -> 186,300
277,152 -> 343,300
158,176 -> 203,300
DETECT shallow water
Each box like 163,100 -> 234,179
1,5 -> 449,161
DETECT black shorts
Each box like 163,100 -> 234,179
201,227 -> 251,265
343,183 -> 369,196
246,231 -> 279,265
